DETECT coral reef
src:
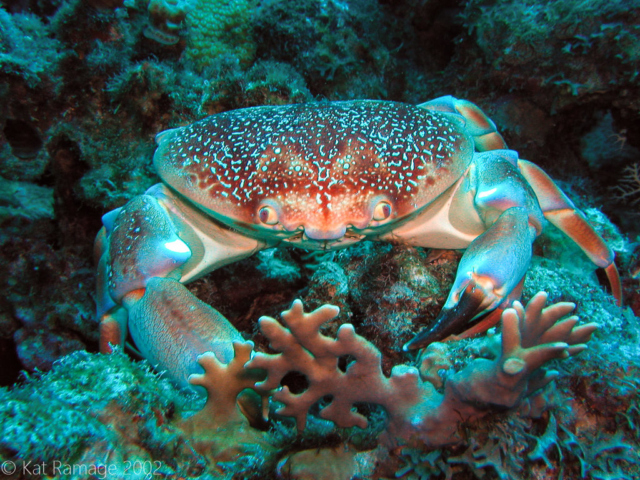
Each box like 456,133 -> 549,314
459,0 -> 640,106
0,349 -> 206,476
0,293 -> 602,478
144,0 -> 189,45
247,294 -> 594,446
184,0 -> 256,71
580,111 -> 639,171
1,0 -> 640,478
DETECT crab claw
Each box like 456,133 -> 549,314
404,282 -> 486,351
404,207 -> 536,351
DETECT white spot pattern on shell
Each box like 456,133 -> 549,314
155,100 -> 471,228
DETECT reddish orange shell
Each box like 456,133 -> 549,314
154,101 -> 473,232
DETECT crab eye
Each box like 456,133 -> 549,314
373,201 -> 392,221
258,206 -> 279,225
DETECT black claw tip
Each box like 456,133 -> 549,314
405,283 -> 487,351
404,321 -> 451,351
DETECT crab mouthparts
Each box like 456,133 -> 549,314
302,225 -> 348,241
281,226 -> 364,250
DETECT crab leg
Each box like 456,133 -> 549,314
517,159 -> 622,305
404,206 -> 536,351
449,277 -> 525,341
418,95 -> 508,152
421,97 -> 621,304
124,277 -> 242,389
96,186 -> 266,387
404,145 -> 620,350
404,149 -> 545,350
96,194 -> 193,354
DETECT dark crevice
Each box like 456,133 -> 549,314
3,118 -> 43,159
0,337 -> 21,386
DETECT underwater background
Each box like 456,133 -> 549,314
1,0 -> 640,478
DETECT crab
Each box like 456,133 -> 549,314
95,96 -> 621,388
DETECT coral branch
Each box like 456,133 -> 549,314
188,340 -> 257,422
179,341 -> 274,464
612,163 -> 640,205
247,300 -> 405,431
247,294 -> 594,448
426,292 -> 597,444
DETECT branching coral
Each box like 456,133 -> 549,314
93,293 -> 596,476
180,341 -> 274,465
188,341 -> 257,421
612,163 -> 640,205
247,301 -> 431,433
245,293 -> 596,447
